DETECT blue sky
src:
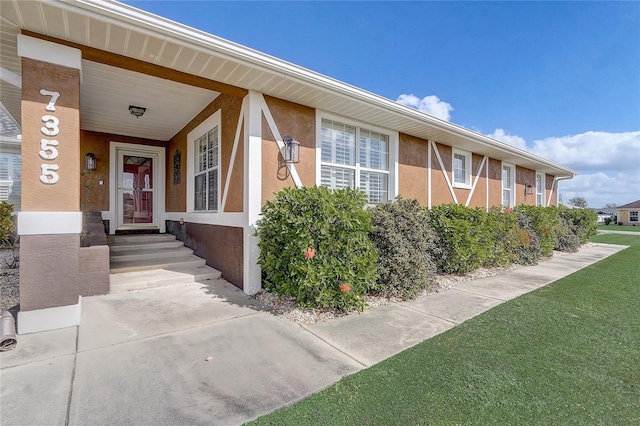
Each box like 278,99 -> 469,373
124,1 -> 640,208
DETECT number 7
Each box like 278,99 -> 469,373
40,89 -> 60,112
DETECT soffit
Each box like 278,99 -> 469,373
0,0 -> 575,175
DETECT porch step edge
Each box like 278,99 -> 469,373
109,246 -> 194,262
109,257 -> 206,274
109,265 -> 222,293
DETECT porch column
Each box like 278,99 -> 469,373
243,91 -> 262,295
16,35 -> 83,334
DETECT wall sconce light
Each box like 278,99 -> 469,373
283,136 -> 300,164
85,152 -> 97,171
525,184 -> 534,197
128,105 -> 146,118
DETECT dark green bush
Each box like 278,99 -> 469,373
369,197 -> 437,299
514,205 -> 560,256
514,209 -> 542,264
425,204 -> 490,274
483,207 -> 521,267
256,186 -> 377,311
554,217 -> 581,253
558,205 -> 598,244
0,201 -> 15,243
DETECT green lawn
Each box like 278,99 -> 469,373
598,224 -> 640,232
249,234 -> 640,425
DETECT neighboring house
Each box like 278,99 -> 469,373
0,107 -> 22,211
0,0 -> 576,333
616,200 -> 640,226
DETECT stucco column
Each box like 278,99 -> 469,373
16,35 -> 83,334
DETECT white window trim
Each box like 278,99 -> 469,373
502,162 -> 516,208
536,171 -> 546,206
452,148 -> 472,189
187,109 -> 221,214
630,211 -> 639,222
315,110 -> 398,202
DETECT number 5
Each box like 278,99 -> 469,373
39,139 -> 59,160
40,164 -> 60,184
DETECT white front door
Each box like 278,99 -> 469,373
116,148 -> 159,230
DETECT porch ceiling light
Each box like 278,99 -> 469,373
283,136 -> 300,164
128,105 -> 146,118
85,152 -> 97,171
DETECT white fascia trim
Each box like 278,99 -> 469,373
17,34 -> 82,77
18,212 -> 82,235
61,0 -> 576,177
18,296 -> 82,335
0,66 -> 21,88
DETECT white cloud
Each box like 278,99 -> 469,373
396,94 -> 453,121
486,129 -> 640,207
557,171 -> 640,208
487,128 -> 527,150
529,131 -> 640,174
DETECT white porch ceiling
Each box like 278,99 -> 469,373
0,0 -> 576,176
80,61 -> 219,141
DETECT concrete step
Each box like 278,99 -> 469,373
109,246 -> 194,262
109,256 -> 206,274
109,240 -> 185,253
107,233 -> 177,246
109,264 -> 222,293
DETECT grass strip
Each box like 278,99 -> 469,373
249,234 -> 639,425
597,224 -> 640,232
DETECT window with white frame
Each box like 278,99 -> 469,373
502,163 -> 515,207
320,118 -> 390,203
193,126 -> 219,211
0,153 -> 21,211
631,211 -> 638,222
536,172 -> 546,206
452,149 -> 472,188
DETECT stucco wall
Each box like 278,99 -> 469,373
21,58 -> 80,212
166,94 -> 244,212
398,133 -> 428,204
261,96 -> 316,205
516,166 -> 536,206
80,130 -> 166,211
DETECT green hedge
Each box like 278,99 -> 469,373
256,188 -> 598,310
256,187 -> 377,311
369,197 -> 437,299
0,201 -> 15,243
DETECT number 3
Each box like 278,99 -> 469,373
41,115 -> 60,136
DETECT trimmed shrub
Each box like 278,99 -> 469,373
514,205 -> 560,257
0,201 -> 15,244
554,217 -> 581,253
369,197 -> 437,299
425,204 -> 490,274
558,205 -> 598,244
256,186 -> 377,311
514,209 -> 542,264
483,207 -> 521,267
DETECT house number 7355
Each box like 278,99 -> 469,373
39,89 -> 61,184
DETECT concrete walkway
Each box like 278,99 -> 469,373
0,243 -> 626,425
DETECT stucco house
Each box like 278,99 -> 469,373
0,0 -> 576,334
616,200 -> 640,226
